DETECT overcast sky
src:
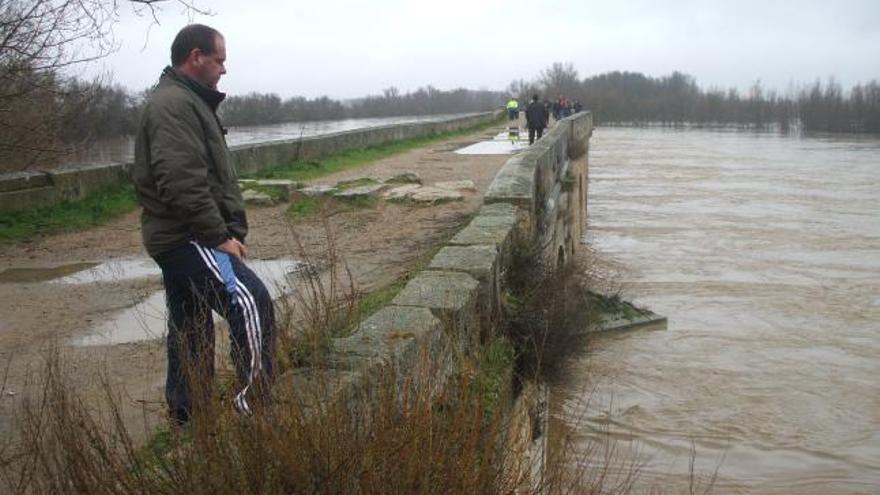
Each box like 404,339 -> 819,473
90,0 -> 880,99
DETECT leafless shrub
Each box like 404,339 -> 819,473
275,215 -> 360,370
503,239 -> 626,383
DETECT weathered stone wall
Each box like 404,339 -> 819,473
232,111 -> 498,175
296,111 -> 593,490
485,113 -> 591,267
0,111 -> 501,214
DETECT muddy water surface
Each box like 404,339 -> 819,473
556,127 -> 880,493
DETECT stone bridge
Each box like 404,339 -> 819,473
279,111 -> 593,489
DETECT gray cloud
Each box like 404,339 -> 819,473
89,0 -> 880,98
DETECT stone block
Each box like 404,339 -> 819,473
479,202 -> 518,217
434,180 -> 476,192
0,171 -> 51,193
449,204 -> 518,249
408,186 -> 463,204
333,183 -> 387,200
50,163 -> 129,201
254,179 -> 298,200
242,189 -> 277,206
427,245 -> 497,283
298,184 -> 337,197
485,153 -> 535,207
428,245 -> 502,335
393,271 -> 479,339
0,186 -> 57,213
331,306 -> 451,385
383,184 -> 422,201
274,367 -> 362,414
385,171 -> 422,185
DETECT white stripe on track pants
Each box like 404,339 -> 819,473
154,241 -> 276,421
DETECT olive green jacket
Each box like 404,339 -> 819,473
133,67 -> 246,257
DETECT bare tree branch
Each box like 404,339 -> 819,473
0,0 -> 209,171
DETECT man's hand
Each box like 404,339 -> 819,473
216,238 -> 248,259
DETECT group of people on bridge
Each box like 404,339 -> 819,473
506,95 -> 584,145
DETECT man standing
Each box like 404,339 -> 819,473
132,24 -> 276,422
506,97 -> 520,121
525,94 -> 550,145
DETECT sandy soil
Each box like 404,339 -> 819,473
0,125 -> 511,445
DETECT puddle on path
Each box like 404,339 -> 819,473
71,259 -> 301,347
52,257 -> 160,284
454,131 -> 530,155
0,263 -> 100,283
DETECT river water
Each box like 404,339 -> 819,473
62,113 -> 482,167
555,126 -> 880,493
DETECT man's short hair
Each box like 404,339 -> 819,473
171,24 -> 222,67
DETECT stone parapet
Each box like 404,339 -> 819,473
286,111 -> 592,491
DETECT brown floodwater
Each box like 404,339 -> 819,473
555,126 -> 880,493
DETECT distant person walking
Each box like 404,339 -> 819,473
525,94 -> 549,145
506,97 -> 520,121
132,24 -> 276,423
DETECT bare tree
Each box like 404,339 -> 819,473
0,0 -> 207,171
506,78 -> 540,101
540,62 -> 580,98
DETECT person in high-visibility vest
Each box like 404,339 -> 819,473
506,98 -> 520,121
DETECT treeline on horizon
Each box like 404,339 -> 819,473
3,63 -> 879,172
512,63 -> 880,133
219,86 -> 504,126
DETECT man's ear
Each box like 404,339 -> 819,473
187,48 -> 201,67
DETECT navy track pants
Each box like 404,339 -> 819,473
154,241 -> 276,420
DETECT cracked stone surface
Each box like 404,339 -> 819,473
427,245 -> 497,282
434,180 -> 477,192
242,189 -> 276,206
298,184 -> 337,196
408,186 -> 463,204
333,183 -> 387,200
385,171 -> 422,185
393,270 -> 478,315
383,184 -> 422,201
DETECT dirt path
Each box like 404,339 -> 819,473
0,124 -> 514,445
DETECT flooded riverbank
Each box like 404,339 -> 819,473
556,127 -> 880,493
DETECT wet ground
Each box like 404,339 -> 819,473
454,130 -> 529,154
555,127 -> 880,493
0,123 -> 514,448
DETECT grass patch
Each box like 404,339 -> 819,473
335,177 -> 379,190
286,194 -> 378,221
584,291 -> 650,321
240,183 -> 289,202
0,183 -> 137,242
286,195 -> 324,220
472,338 -> 517,413
357,278 -> 407,320
336,195 -> 378,211
244,120 -> 501,183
